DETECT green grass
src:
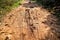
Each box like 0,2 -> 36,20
12,0 -> 23,8
0,0 -> 23,19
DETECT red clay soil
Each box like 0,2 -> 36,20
0,2 -> 60,40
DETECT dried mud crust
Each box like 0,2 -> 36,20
0,3 -> 60,40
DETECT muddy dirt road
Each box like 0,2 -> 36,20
0,1 -> 60,40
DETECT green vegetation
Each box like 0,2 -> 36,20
0,0 -> 23,18
0,0 -> 60,19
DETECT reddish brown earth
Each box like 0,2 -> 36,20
0,2 -> 60,40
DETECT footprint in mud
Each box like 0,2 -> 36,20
8,14 -> 14,19
5,36 -> 11,40
5,24 -> 10,27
